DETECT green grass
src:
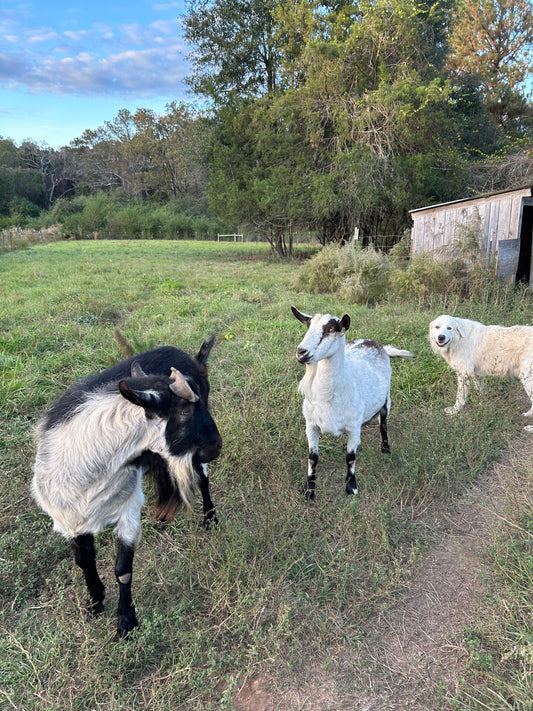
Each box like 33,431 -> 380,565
0,239 -> 532,709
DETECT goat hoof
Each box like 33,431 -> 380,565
86,587 -> 105,617
89,601 -> 105,616
117,608 -> 138,638
203,512 -> 219,530
84,600 -> 104,620
381,444 -> 390,454
345,481 -> 358,496
304,488 -> 315,501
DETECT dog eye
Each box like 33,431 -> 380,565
447,326 -> 452,330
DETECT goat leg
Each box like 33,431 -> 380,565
196,463 -> 218,529
379,404 -> 390,454
345,450 -> 358,495
115,539 -> 138,638
305,451 -> 318,500
72,533 -> 105,616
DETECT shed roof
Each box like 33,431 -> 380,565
409,186 -> 533,215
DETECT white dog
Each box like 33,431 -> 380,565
429,314 -> 533,425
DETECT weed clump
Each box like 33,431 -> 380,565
294,244 -> 391,304
294,234 -> 500,304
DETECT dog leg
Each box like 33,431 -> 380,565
445,374 -> 470,415
519,371 -> 533,417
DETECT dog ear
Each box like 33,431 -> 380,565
455,320 -> 465,338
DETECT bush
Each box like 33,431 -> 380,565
50,196 -> 87,222
107,205 -> 144,238
337,247 -> 391,303
388,255 -> 467,298
295,240 -> 498,304
294,244 -> 391,303
293,243 -> 351,294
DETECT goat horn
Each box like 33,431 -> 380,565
169,368 -> 199,402
291,305 -> 312,324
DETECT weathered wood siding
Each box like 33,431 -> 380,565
410,188 -> 532,263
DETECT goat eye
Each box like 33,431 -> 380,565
176,406 -> 193,423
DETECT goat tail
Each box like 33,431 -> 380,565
195,334 -> 217,365
114,328 -> 135,358
384,346 -> 415,359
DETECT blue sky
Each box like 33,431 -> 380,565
0,1 -> 193,148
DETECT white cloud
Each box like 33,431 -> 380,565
0,12 -> 190,98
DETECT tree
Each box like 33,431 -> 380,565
18,142 -> 74,206
0,138 -> 47,218
446,0 -> 533,132
182,0 -> 280,102
205,0 -> 465,247
69,106 -> 211,202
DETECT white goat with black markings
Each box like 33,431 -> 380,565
291,307 -> 414,499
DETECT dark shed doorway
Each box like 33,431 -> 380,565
516,201 -> 533,283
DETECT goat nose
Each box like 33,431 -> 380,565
297,346 -> 307,358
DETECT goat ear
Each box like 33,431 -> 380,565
118,380 -> 161,409
169,368 -> 199,403
130,361 -> 147,378
291,306 -> 312,325
340,314 -> 351,332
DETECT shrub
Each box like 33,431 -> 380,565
388,255 -> 467,298
336,247 -> 391,303
107,205 -> 144,238
295,238 -> 498,304
294,244 -> 391,303
50,196 -> 87,222
293,243 -> 350,294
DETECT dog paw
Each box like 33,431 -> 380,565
524,425 -> 533,432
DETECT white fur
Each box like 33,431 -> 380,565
429,314 -> 533,425
296,311 -> 413,487
32,390 -> 196,544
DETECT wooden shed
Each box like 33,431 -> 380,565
409,187 -> 533,283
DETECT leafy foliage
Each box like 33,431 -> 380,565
182,0 -> 280,101
1,0 -> 532,256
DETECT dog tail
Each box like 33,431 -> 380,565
384,346 -> 415,359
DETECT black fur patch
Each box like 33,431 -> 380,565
348,339 -> 384,352
318,318 -> 342,344
43,346 -> 211,430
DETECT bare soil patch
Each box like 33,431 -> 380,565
229,436 -> 532,711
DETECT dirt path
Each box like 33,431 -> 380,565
355,463 -> 509,710
231,437 -> 531,711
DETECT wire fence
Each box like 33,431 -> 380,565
1,225 -> 410,252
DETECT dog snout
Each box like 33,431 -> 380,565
437,334 -> 446,344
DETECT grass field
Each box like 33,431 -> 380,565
1,240 -> 531,710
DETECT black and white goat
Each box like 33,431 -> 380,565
291,307 -> 413,499
32,338 -> 222,637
